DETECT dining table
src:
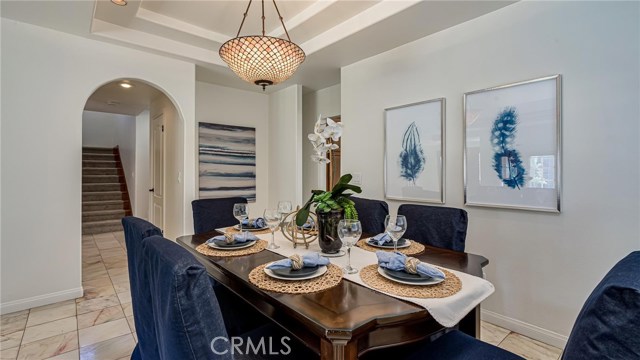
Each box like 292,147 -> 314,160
176,228 -> 491,360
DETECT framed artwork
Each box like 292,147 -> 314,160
464,75 -> 562,212
384,98 -> 445,203
198,122 -> 256,202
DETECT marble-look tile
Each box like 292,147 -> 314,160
78,318 -> 130,348
481,321 -> 511,346
107,267 -> 128,278
82,268 -> 109,282
116,291 -> 131,305
1,312 -> 28,336
98,248 -> 126,259
81,255 -> 102,265
27,302 -> 76,327
79,334 -> 134,360
103,258 -> 127,270
131,332 -> 137,344
77,306 -> 124,330
499,333 -> 563,360
0,331 -> 23,350
112,280 -> 130,294
82,248 -> 100,258
125,316 -> 135,333
112,232 -> 125,242
17,332 -> 78,359
81,276 -> 112,289
76,295 -> 120,315
44,349 -> 79,360
120,303 -> 133,318
81,284 -> 116,301
95,240 -> 121,250
21,317 -> 77,345
0,347 -> 18,360
109,274 -> 129,286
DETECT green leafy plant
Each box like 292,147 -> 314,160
295,174 -> 362,226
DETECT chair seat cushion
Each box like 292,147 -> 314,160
405,330 -> 524,360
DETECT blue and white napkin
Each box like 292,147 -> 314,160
242,218 -> 266,228
266,253 -> 329,270
376,251 -> 445,280
207,232 -> 259,245
371,233 -> 393,246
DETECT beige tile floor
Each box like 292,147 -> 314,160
1,231 -> 564,360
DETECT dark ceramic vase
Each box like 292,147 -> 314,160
317,209 -> 344,254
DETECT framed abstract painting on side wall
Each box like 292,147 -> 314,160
198,122 -> 256,202
384,98 -> 445,204
464,75 -> 562,212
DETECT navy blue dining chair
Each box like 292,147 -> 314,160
351,197 -> 389,234
141,235 -> 317,359
121,217 -> 163,360
398,204 -> 468,251
192,197 -> 248,234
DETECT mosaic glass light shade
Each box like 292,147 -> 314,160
219,35 -> 305,90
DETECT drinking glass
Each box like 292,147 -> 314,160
384,215 -> 407,252
233,203 -> 249,238
277,201 -> 292,216
338,219 -> 362,274
263,209 -> 282,250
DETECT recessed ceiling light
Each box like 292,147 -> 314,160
111,0 -> 127,6
120,82 -> 133,89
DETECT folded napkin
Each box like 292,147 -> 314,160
376,251 -> 445,280
372,233 -> 393,245
242,218 -> 266,228
207,232 -> 259,244
266,253 -> 330,270
299,218 -> 315,230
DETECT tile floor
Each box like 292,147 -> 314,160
1,231 -> 564,360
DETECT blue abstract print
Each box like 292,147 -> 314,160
491,107 -> 526,189
399,122 -> 426,185
199,123 -> 256,201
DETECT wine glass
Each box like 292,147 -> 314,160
338,219 -> 362,274
263,209 -> 281,250
384,215 -> 407,252
233,203 -> 249,239
277,201 -> 292,217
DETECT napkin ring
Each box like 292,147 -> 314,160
289,254 -> 303,270
224,233 -> 235,244
405,257 -> 420,274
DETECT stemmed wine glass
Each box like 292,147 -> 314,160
263,209 -> 282,250
277,200 -> 292,226
233,203 -> 249,239
338,219 -> 362,274
384,215 -> 407,252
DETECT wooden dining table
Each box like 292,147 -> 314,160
177,231 -> 489,360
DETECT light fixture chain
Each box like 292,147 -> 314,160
235,0 -> 254,38
272,0 -> 292,41
261,0 -> 266,36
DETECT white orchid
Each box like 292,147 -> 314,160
308,114 -> 343,164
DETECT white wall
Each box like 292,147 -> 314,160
1,19 -> 196,313
302,85 -> 341,198
268,85 -> 304,207
134,110 -> 150,219
341,1 -> 639,347
195,82 -> 269,218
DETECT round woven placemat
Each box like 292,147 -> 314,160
222,227 -> 274,236
356,239 -> 425,256
248,264 -> 343,294
195,240 -> 268,257
360,264 -> 461,298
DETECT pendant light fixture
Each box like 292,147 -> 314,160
219,0 -> 306,91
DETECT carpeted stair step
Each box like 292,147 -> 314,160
82,219 -> 123,235
82,209 -> 127,222
83,153 -> 117,161
83,191 -> 127,202
83,200 -> 130,212
83,168 -> 120,176
82,147 -> 115,155
82,175 -> 124,184
82,183 -> 127,192
82,160 -> 119,168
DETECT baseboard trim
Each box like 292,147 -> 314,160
0,287 -> 83,315
481,309 -> 568,349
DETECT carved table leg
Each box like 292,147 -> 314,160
320,331 -> 357,360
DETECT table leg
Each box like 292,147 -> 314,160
458,305 -> 481,339
320,331 -> 357,360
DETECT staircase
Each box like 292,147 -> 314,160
82,147 -> 132,234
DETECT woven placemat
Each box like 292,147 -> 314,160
222,227 -> 274,236
248,264 -> 343,294
196,240 -> 268,257
356,239 -> 425,256
360,264 -> 461,299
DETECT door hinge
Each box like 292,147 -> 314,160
161,125 -> 165,132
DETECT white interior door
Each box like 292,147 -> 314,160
150,114 -> 164,229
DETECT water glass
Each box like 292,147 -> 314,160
263,209 -> 281,250
338,219 -> 362,274
384,215 -> 407,252
233,203 -> 249,238
277,201 -> 292,216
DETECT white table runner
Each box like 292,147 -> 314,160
218,229 -> 494,328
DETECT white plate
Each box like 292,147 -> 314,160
233,224 -> 269,232
263,262 -> 328,281
377,267 -> 444,286
207,239 -> 257,250
366,238 -> 411,249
